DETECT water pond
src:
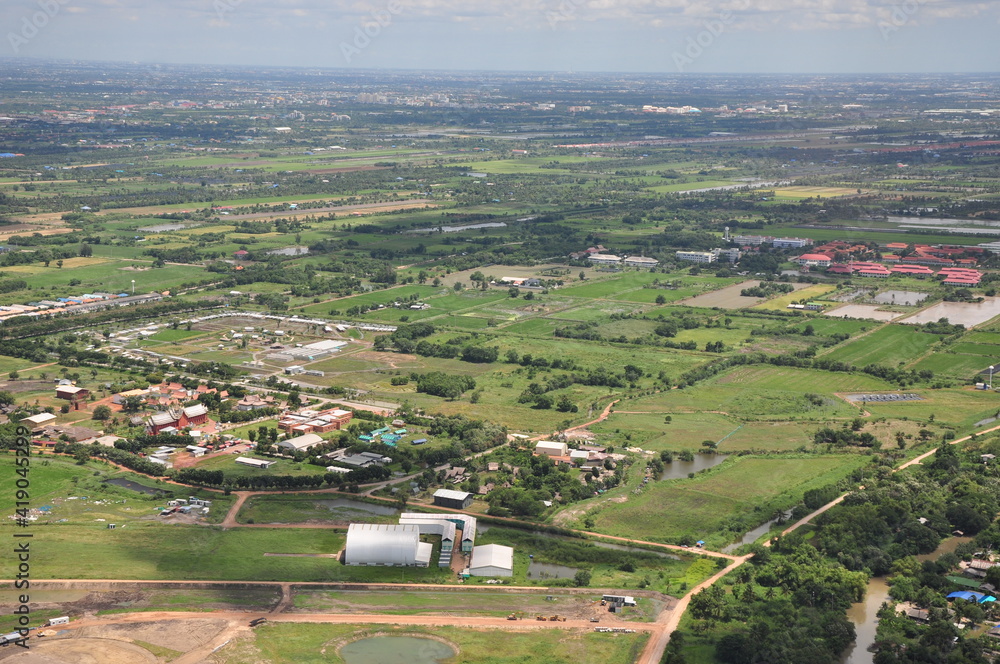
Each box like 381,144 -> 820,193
527,562 -> 579,580
660,454 -> 729,481
340,636 -> 456,664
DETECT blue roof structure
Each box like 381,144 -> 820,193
947,591 -> 996,603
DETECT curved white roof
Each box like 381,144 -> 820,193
345,524 -> 420,565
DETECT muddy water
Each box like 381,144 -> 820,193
840,577 -> 890,664
721,511 -> 793,554
901,298 -> 1000,327
840,537 -> 972,664
659,454 -> 729,480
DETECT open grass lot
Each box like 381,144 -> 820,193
148,328 -> 209,342
237,494 -> 400,525
772,186 -> 865,199
862,387 -> 1000,430
0,456 -> 234,524
618,366 -> 879,421
822,324 -> 941,366
558,271 -> 666,298
0,523 -> 447,583
911,352 -> 992,380
217,623 -> 648,664
717,421 -> 817,451
784,317 -> 872,336
591,411 -> 741,451
583,455 -> 865,545
714,365 -> 894,393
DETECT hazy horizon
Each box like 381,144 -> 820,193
2,0 -> 998,74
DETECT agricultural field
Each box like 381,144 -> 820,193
579,455 -> 865,547
822,324 -> 942,366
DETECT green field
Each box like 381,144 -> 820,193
218,623 -> 649,664
0,523 -> 446,583
583,455 -> 864,547
822,324 -> 941,366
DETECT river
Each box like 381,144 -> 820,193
840,537 -> 972,664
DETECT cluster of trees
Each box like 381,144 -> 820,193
690,540 -> 864,664
740,283 -> 795,298
415,372 -> 476,399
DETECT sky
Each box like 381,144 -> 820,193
3,0 -> 1000,73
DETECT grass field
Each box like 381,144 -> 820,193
584,455 -> 864,546
0,523 -> 447,583
237,494 -> 400,525
218,623 -> 649,664
822,324 -> 941,366
591,411 -> 742,451
619,366 -> 880,421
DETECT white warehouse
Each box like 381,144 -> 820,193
344,524 -> 432,567
469,544 -> 514,577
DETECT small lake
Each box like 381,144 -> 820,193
138,222 -> 187,232
104,478 -> 170,496
660,454 -> 729,481
900,298 -> 1000,328
871,290 -> 928,306
340,636 -> 456,664
315,498 -> 399,518
528,562 -> 578,580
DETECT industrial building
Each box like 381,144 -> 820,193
277,433 -> 324,453
399,512 -> 478,566
469,544 -> 514,577
278,407 -> 353,434
236,457 -> 277,470
432,488 -> 473,510
535,441 -> 569,457
344,523 -> 432,567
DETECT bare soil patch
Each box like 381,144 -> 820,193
79,617 -> 228,652
0,637 -> 157,664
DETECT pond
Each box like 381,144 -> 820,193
527,562 -> 579,580
900,297 -> 1000,327
340,636 -> 456,664
138,222 -> 188,232
660,454 -> 729,481
721,511 -> 793,554
871,290 -> 928,306
314,498 -> 399,518
104,478 -> 170,496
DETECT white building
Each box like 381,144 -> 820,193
676,250 -> 716,264
277,433 -> 324,452
713,248 -> 742,263
623,256 -> 659,268
771,237 -> 812,249
587,253 -> 622,266
469,544 -> 514,577
235,457 -> 275,469
794,253 -> 833,268
535,441 -> 569,457
344,524 -> 432,567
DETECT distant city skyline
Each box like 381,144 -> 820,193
3,0 -> 999,73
